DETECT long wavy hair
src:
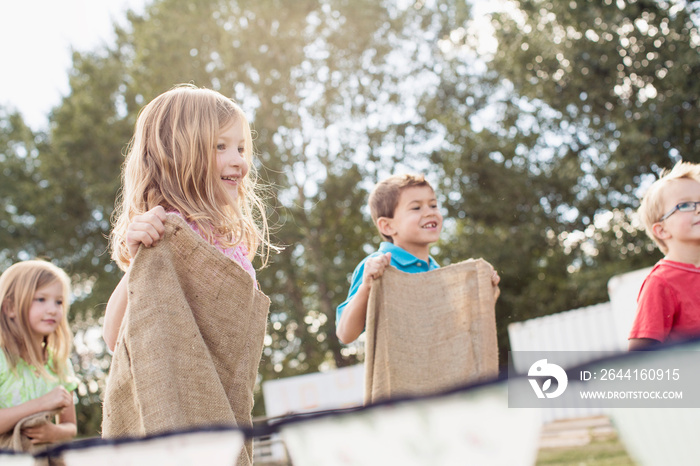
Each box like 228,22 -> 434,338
111,84 -> 271,270
0,260 -> 73,382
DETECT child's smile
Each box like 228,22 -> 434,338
221,175 -> 241,191
216,120 -> 249,201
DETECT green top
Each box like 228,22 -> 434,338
0,349 -> 78,409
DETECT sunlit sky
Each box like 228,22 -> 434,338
0,0 -> 147,130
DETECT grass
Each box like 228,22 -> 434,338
536,435 -> 637,466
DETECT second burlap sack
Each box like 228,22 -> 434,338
364,258 -> 499,404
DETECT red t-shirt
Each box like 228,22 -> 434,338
629,260 -> 700,343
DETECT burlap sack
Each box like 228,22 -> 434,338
102,214 -> 270,466
0,409 -> 62,465
364,258 -> 499,404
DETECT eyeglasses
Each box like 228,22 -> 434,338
659,201 -> 700,221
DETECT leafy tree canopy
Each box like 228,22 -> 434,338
1,0 -> 697,433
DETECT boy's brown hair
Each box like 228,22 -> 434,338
638,161 -> 700,254
369,174 -> 434,242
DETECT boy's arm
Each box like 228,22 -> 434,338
628,338 -> 660,351
336,252 -> 392,344
336,282 -> 372,344
490,268 -> 500,300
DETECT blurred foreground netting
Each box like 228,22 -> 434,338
37,427 -> 245,466
277,381 -> 541,466
2,339 -> 697,465
608,342 -> 700,466
611,408 -> 700,466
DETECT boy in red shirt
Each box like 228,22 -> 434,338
628,161 -> 700,350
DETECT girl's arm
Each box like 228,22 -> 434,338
21,394 -> 77,444
103,271 -> 129,352
0,386 -> 73,436
103,206 -> 167,351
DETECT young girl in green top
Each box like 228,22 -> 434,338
0,260 -> 78,447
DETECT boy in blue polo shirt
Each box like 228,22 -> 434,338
336,174 -> 500,344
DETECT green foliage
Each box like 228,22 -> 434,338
1,0 -> 697,433
491,0 -> 700,191
0,109 -> 46,267
478,0 -> 698,362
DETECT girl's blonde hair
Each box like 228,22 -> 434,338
111,84 -> 271,270
638,161 -> 700,254
0,260 -> 73,381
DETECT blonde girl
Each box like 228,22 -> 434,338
0,260 -> 77,445
103,84 -> 272,351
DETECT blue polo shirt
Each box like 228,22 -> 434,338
336,242 -> 440,326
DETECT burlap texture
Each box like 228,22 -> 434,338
364,258 -> 499,404
102,214 -> 270,466
0,409 -> 62,465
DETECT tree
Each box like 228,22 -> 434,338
0,109 -> 46,268
37,0 -> 461,421
3,0 -> 698,434
484,0 -> 699,321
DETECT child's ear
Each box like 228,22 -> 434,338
376,217 -> 396,239
651,222 -> 671,241
2,301 -> 16,320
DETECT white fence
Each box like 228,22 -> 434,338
261,267 -> 653,426
262,363 -> 364,418
507,266 -> 651,421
